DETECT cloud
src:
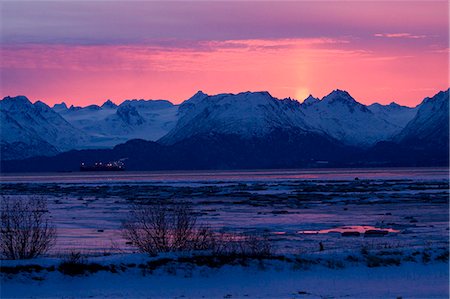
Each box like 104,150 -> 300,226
0,38 -> 353,72
374,33 -> 427,39
2,1 -> 446,46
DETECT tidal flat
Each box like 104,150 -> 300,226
1,168 -> 449,298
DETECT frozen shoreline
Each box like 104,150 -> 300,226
1,253 -> 448,298
1,178 -> 448,255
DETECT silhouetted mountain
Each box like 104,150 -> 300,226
1,130 -> 361,172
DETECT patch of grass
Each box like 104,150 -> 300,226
435,250 -> 449,262
292,257 -> 320,270
325,259 -> 345,269
57,251 -> 112,276
31,276 -> 45,281
365,255 -> 401,267
135,254 -> 288,273
57,261 -> 110,276
378,250 -> 402,256
402,255 -> 416,262
421,251 -> 431,264
0,264 -> 46,275
145,258 -> 174,270
360,245 -> 369,256
345,255 -> 360,262
177,254 -> 284,268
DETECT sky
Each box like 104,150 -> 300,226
0,1 -> 448,107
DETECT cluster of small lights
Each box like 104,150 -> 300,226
80,160 -> 125,170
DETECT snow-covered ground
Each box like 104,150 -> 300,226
1,254 -> 448,298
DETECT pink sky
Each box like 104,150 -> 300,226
1,1 -> 448,107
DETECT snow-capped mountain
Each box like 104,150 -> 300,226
56,99 -> 178,147
1,96 -> 179,159
302,95 -> 320,106
0,109 -> 58,160
367,102 -> 417,129
160,91 -> 313,145
0,96 -> 88,159
300,90 -> 417,146
395,89 -> 449,146
161,89 -> 417,148
101,100 -> 118,109
1,89 -> 446,166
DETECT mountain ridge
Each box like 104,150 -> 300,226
1,88 -> 447,168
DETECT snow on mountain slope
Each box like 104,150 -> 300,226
57,99 -> 179,147
159,91 -> 314,145
395,89 -> 449,146
0,109 -> 58,160
2,89 -> 444,162
302,95 -> 320,106
101,99 -> 118,109
368,102 -> 417,129
0,96 -> 89,159
52,102 -> 68,113
300,90 -> 415,146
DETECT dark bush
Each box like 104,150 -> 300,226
57,251 -> 87,276
123,202 -> 274,258
57,251 -> 110,276
213,232 -> 273,258
122,202 -> 216,255
0,196 -> 56,259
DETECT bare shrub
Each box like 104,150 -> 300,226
123,201 -> 274,258
190,226 -> 217,251
213,232 -> 273,258
122,202 -> 215,255
0,196 -> 56,260
240,233 -> 273,257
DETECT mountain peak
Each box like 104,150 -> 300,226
322,89 -> 358,105
102,99 -> 117,109
428,88 -> 449,101
186,90 -> 209,104
1,95 -> 31,104
194,90 -> 208,97
34,100 -> 51,109
53,102 -> 68,110
242,90 -> 272,97
303,95 -> 319,105
0,95 -> 33,110
386,102 -> 403,109
85,104 -> 101,111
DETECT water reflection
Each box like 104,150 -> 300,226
298,225 -> 400,235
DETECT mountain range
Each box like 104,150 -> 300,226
0,88 -> 448,171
